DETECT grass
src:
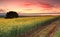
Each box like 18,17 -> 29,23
53,25 -> 60,37
53,29 -> 60,37
0,16 -> 59,37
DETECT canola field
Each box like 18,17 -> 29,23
0,16 -> 59,37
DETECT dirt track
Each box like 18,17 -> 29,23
29,18 -> 60,37
15,17 -> 60,37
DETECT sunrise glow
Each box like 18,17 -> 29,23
0,0 -> 60,13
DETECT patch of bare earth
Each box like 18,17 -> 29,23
30,19 -> 60,37
15,18 -> 60,37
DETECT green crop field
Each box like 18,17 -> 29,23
0,16 -> 59,37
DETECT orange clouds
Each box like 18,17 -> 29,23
0,0 -> 60,13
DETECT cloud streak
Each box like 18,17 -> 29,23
0,0 -> 60,13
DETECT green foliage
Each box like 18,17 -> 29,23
0,16 -> 58,37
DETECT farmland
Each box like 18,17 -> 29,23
31,18 -> 60,37
0,16 -> 60,37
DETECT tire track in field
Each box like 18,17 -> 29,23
48,19 -> 60,37
23,22 -> 52,37
30,19 -> 60,37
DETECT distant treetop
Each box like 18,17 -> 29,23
5,11 -> 19,18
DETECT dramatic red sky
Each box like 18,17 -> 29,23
0,0 -> 60,13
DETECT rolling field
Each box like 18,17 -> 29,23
0,16 -> 59,37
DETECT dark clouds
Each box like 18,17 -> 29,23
50,0 -> 60,3
46,0 -> 60,6
41,0 -> 60,7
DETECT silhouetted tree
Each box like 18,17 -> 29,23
5,11 -> 19,18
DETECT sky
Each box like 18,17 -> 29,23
0,0 -> 60,13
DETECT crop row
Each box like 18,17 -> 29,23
0,16 -> 59,37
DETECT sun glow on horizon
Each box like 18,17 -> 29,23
0,2 -> 60,13
6,7 -> 60,13
6,8 -> 49,13
0,0 -> 60,14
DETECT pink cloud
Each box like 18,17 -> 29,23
22,2 -> 54,10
